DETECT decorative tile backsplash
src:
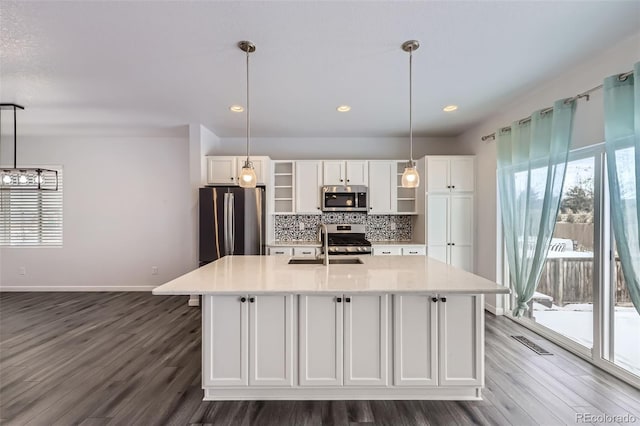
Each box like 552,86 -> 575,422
274,213 -> 412,242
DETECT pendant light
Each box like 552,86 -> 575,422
238,41 -> 257,188
0,103 -> 58,191
401,40 -> 420,188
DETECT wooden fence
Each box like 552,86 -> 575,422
537,256 -> 632,306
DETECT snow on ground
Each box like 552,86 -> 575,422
534,304 -> 640,376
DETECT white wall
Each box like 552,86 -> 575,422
0,132 -> 194,290
212,136 -> 468,159
457,32 -> 640,313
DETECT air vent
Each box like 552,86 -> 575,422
511,335 -> 553,355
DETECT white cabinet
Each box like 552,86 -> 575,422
299,294 -> 388,387
268,247 -> 294,256
427,194 -> 474,272
323,161 -> 368,186
203,295 -> 294,388
372,246 -> 402,256
426,156 -> 474,193
295,161 -> 323,214
393,294 -> 438,386
293,247 -> 318,257
438,295 -> 482,386
372,245 -> 426,256
206,155 -> 269,185
299,294 -> 343,386
368,161 -> 396,214
206,156 -> 237,185
393,294 -> 482,387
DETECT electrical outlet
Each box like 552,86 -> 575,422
298,222 -> 305,231
390,222 -> 396,231
151,266 -> 158,275
18,266 -> 26,275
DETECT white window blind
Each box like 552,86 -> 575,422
0,167 -> 63,247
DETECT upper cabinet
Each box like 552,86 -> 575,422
206,156 -> 270,186
323,161 -> 368,186
272,161 -> 295,214
426,157 -> 474,193
295,161 -> 323,214
368,161 -> 396,214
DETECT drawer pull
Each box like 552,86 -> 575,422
336,297 -> 342,303
302,251 -> 311,254
409,251 -> 418,254
382,251 -> 391,254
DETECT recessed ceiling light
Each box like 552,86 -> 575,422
336,105 -> 351,112
229,105 -> 244,112
443,105 -> 458,112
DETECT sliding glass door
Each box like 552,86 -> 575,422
510,143 -> 640,384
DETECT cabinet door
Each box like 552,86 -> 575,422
344,294 -> 388,386
426,158 -> 450,192
237,157 -> 267,185
295,161 -> 323,214
323,161 -> 345,185
393,295 -> 438,386
450,195 -> 474,271
202,295 -> 248,386
249,295 -> 294,387
438,295 -> 483,386
207,156 -> 237,185
449,158 -> 474,192
268,247 -> 294,256
299,295 -> 343,386
368,161 -> 395,214
346,161 -> 368,185
427,195 -> 449,247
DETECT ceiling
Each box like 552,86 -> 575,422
1,1 -> 638,138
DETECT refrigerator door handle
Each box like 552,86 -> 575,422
224,193 -> 231,256
229,192 -> 235,255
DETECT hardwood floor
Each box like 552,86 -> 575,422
1,292 -> 638,425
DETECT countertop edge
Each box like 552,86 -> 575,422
153,289 -> 510,296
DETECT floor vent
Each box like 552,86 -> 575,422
511,335 -> 553,355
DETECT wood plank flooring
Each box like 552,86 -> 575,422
1,292 -> 638,425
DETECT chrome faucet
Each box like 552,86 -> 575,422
317,223 -> 329,266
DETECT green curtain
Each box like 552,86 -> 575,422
497,99 -> 576,317
604,62 -> 640,315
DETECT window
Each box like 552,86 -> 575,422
0,167 -> 63,247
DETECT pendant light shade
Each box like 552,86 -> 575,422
238,40 -> 257,188
401,40 -> 420,189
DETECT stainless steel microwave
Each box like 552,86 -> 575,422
322,185 -> 368,212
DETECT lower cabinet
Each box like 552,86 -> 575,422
202,293 -> 481,393
299,294 -> 388,387
393,294 -> 482,387
203,294 -> 294,387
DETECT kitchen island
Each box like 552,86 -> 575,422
153,255 -> 509,401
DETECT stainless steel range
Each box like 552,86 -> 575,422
321,224 -> 372,255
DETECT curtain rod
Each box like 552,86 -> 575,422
480,69 -> 633,142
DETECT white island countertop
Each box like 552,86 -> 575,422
153,255 -> 509,295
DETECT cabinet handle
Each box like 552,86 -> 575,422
432,297 -> 438,302
347,179 -> 350,182
382,251 -> 391,254
409,251 -> 418,254
440,297 -> 447,303
345,297 -> 351,303
452,185 -> 456,189
231,177 -> 234,180
240,297 -> 247,303
340,179 -> 343,182
249,297 -> 255,303
451,243 -> 455,246
447,185 -> 451,188
302,251 -> 312,254
336,297 -> 342,303
369,207 -> 373,210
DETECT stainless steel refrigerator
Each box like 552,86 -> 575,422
199,186 -> 265,266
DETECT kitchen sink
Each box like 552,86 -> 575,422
288,258 -> 363,265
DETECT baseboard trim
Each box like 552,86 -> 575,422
484,303 -> 504,316
0,286 -> 156,292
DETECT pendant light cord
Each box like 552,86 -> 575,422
245,48 -> 251,164
409,46 -> 413,164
